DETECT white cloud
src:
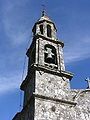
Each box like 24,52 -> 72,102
2,0 -> 31,46
64,35 -> 90,64
0,76 -> 19,93
0,73 -> 24,94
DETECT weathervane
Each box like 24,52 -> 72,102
85,77 -> 90,89
41,4 -> 46,16
42,4 -> 46,11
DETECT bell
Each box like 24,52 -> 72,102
46,53 -> 53,64
45,47 -> 54,63
46,53 -> 53,59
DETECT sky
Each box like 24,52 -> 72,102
0,0 -> 90,119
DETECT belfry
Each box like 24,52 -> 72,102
13,11 -> 90,120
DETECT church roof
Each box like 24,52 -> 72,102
35,11 -> 56,30
37,11 -> 52,23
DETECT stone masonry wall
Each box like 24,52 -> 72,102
35,70 -> 70,97
13,84 -> 90,120
34,89 -> 90,120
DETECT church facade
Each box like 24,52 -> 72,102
13,11 -> 90,120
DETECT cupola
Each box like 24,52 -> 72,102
32,11 -> 57,40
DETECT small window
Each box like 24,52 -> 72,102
40,25 -> 43,34
47,25 -> 52,37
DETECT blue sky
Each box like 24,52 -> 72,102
0,0 -> 90,119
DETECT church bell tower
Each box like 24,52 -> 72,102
13,11 -> 74,120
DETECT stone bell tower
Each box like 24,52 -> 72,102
13,11 -> 74,120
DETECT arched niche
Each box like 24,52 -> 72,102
40,24 -> 43,35
44,44 -> 57,65
47,25 -> 52,37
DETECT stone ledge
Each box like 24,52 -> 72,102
26,34 -> 64,57
33,92 -> 77,106
33,34 -> 64,47
20,63 -> 74,90
34,64 -> 74,80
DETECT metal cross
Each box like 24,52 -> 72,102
85,77 -> 90,89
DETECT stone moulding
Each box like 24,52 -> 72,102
20,63 -> 74,90
33,92 -> 77,106
34,63 -> 74,80
33,34 -> 64,47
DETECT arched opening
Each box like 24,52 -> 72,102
44,44 -> 57,65
40,24 -> 43,35
47,25 -> 52,37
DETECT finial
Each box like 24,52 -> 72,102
42,10 -> 46,16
